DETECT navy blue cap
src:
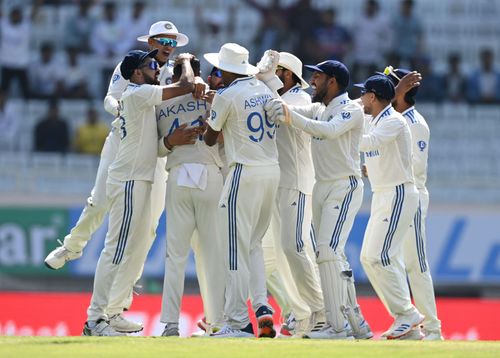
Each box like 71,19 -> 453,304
120,49 -> 158,80
381,68 -> 419,98
354,74 -> 395,100
304,60 -> 350,88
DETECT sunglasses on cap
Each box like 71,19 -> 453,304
139,60 -> 159,71
154,37 -> 178,48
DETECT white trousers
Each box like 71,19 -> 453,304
160,164 -> 225,326
87,180 -> 153,320
360,183 -> 420,318
221,164 -> 280,329
403,189 -> 441,331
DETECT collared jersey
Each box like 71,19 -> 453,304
402,106 -> 429,190
277,84 -> 314,194
290,92 -> 364,181
207,76 -> 278,167
157,92 -> 222,170
108,83 -> 163,183
360,104 -> 414,191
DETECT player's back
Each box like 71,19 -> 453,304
156,93 -> 222,170
402,106 -> 429,190
210,76 -> 278,167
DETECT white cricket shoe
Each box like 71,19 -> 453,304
423,329 -> 444,341
82,320 -> 126,336
44,241 -> 82,270
309,310 -> 327,333
304,324 -> 354,340
108,314 -> 143,333
352,319 -> 374,339
161,323 -> 180,337
292,317 -> 312,338
386,311 -> 425,340
210,324 -> 254,338
398,327 -> 424,340
277,313 -> 295,338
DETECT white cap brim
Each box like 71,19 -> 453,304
279,63 -> 309,89
204,52 -> 259,76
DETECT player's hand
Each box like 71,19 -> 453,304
175,53 -> 194,64
256,50 -> 280,82
264,99 -> 288,124
202,90 -> 217,104
165,123 -> 199,148
192,76 -> 206,99
361,164 -> 368,178
395,71 -> 422,98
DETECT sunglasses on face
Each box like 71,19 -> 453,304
139,60 -> 159,71
211,69 -> 222,77
154,37 -> 178,48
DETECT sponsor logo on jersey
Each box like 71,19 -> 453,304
244,94 -> 273,109
341,112 -> 351,120
418,140 -> 427,152
157,100 -> 208,119
112,74 -> 120,83
364,150 -> 380,158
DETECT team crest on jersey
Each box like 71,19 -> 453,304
341,112 -> 351,120
418,140 -> 427,152
211,110 -> 216,121
165,78 -> 172,85
112,74 -> 120,83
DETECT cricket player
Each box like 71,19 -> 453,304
265,60 -> 371,339
45,21 -> 198,333
384,67 -> 443,340
156,58 -> 225,337
269,52 -> 325,337
83,49 -> 202,336
203,43 -> 280,338
355,74 -> 424,340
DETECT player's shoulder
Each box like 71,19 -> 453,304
337,98 -> 364,120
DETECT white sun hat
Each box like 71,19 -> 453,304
278,52 -> 309,89
204,43 -> 259,76
137,21 -> 189,47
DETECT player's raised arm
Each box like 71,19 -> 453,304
161,54 -> 203,100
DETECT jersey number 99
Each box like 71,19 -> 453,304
247,111 -> 275,143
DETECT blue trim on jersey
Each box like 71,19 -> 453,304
380,184 -> 405,266
113,180 -> 134,265
289,85 -> 302,94
404,109 -> 417,124
310,224 -> 317,253
295,192 -> 306,252
218,76 -> 253,95
329,176 -> 358,251
414,201 -> 428,272
375,106 -> 393,126
228,164 -> 243,271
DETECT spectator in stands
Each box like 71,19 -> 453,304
59,46 -> 90,99
467,48 -> 500,104
308,8 -> 352,63
287,0 -> 321,64
119,1 -> 149,53
443,53 -> 467,103
352,0 -> 392,83
414,58 -> 445,103
64,0 -> 96,54
30,42 -> 62,99
0,3 -> 41,98
74,107 -> 109,155
390,0 -> 423,69
0,89 -> 20,151
34,99 -> 69,154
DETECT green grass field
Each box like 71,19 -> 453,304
1,337 -> 499,358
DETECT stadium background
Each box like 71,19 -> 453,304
0,0 -> 499,339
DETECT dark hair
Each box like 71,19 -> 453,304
291,73 -> 301,86
173,57 -> 201,79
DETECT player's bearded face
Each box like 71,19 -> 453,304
311,74 -> 328,103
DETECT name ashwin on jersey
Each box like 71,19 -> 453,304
244,94 -> 273,109
157,100 -> 208,118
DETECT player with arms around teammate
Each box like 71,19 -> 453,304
82,50 -> 201,336
45,20 -> 194,270
203,43 -> 280,338
383,67 -> 442,340
355,74 -> 423,340
156,57 -> 226,336
265,60 -> 372,339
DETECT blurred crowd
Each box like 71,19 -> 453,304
1,0 -> 499,155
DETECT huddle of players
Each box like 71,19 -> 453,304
44,20 -> 442,340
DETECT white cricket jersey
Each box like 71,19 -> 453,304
360,104 -> 414,191
104,60 -> 173,118
157,92 -> 223,170
402,106 -> 429,190
290,92 -> 364,181
277,85 -> 314,194
108,84 -> 163,183
207,76 -> 278,167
